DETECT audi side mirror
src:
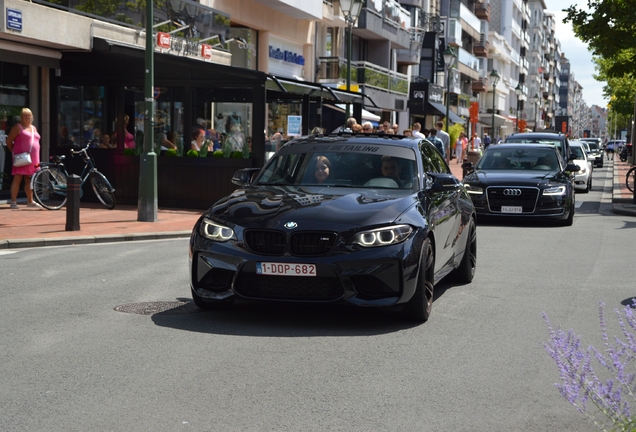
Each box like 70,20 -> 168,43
565,163 -> 580,172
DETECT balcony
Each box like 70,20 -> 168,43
356,1 -> 410,49
447,18 -> 462,47
315,57 -> 408,95
473,40 -> 489,58
472,78 -> 488,93
474,2 -> 490,21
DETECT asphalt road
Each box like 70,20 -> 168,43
0,164 -> 630,431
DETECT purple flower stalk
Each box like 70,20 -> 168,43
544,302 -> 636,431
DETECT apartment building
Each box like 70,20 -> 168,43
490,0 -> 530,137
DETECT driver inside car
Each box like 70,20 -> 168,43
381,156 -> 404,187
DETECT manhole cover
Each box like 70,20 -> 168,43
114,301 -> 200,315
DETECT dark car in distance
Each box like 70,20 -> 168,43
503,130 -> 571,162
189,134 -> 477,322
462,144 -> 579,225
580,137 -> 604,167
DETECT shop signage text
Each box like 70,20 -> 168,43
269,46 -> 305,66
155,32 -> 215,60
6,8 -> 22,32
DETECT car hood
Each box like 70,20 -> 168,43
466,170 -> 557,186
206,186 -> 418,230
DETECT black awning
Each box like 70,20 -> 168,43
429,101 -> 466,125
265,75 -> 368,105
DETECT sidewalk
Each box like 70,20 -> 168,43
611,157 -> 636,216
0,202 -> 201,249
1,156 -> 634,249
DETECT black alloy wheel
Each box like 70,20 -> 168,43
452,219 -> 476,283
403,239 -> 434,322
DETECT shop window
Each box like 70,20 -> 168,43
267,101 -> 302,139
0,62 -> 29,143
58,86 -> 105,149
228,27 -> 257,70
193,90 -> 253,156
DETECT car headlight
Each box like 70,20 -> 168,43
464,184 -> 484,195
578,167 -> 587,174
349,225 -> 412,248
200,218 -> 236,242
543,185 -> 566,196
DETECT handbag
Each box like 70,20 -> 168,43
12,125 -> 34,167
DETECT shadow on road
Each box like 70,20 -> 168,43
149,279 -> 459,337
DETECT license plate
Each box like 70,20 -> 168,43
256,262 -> 316,276
501,206 -> 522,213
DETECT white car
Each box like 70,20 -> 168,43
570,142 -> 593,192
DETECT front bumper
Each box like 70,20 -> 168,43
189,232 -> 423,307
468,188 -> 569,218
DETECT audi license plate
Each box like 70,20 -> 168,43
501,206 -> 522,213
256,262 -> 316,277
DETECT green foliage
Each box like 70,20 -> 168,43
448,123 -> 464,151
212,150 -> 224,158
232,150 -> 243,159
199,141 -> 209,158
564,0 -> 636,78
164,148 -> 178,157
123,148 -> 136,156
186,149 -> 199,158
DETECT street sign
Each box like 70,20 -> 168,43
6,8 -> 22,32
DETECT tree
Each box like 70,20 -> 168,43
593,57 -> 636,116
564,0 -> 636,78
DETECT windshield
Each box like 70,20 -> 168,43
477,148 -> 561,171
571,146 -> 585,159
505,137 -> 564,156
256,142 -> 418,190
587,143 -> 600,150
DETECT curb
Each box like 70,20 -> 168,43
0,231 -> 192,249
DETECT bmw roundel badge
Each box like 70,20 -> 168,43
284,222 -> 298,229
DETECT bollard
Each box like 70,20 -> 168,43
65,174 -> 80,231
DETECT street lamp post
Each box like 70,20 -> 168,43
340,0 -> 363,120
443,46 -> 457,136
515,83 -> 522,133
533,93 -> 540,131
490,69 -> 500,139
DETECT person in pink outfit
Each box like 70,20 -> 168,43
7,108 -> 41,209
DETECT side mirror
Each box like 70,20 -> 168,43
569,153 -> 579,161
231,168 -> 260,186
461,161 -> 475,171
565,163 -> 580,172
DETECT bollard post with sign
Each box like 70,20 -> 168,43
65,174 -> 81,231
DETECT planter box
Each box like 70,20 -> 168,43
113,155 -> 256,209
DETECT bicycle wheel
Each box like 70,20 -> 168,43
90,171 -> 116,209
627,167 -> 636,193
31,167 -> 67,210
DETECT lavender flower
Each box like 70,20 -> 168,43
544,302 -> 636,431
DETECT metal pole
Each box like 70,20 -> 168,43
515,99 -> 519,133
491,84 -> 496,138
446,63 -> 451,135
138,0 -> 158,221
345,21 -> 353,120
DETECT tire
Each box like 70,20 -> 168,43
90,171 -> 116,209
452,219 -> 476,283
627,167 -> 636,193
561,200 -> 575,226
403,239 -> 434,322
191,288 -> 234,310
31,167 -> 67,210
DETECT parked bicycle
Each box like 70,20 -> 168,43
31,143 -> 116,210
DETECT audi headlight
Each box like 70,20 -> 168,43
349,225 -> 412,248
200,218 -> 235,242
543,185 -> 566,196
464,184 -> 483,195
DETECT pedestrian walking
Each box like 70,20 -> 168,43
436,121 -> 450,163
483,133 -> 491,148
7,107 -> 41,209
